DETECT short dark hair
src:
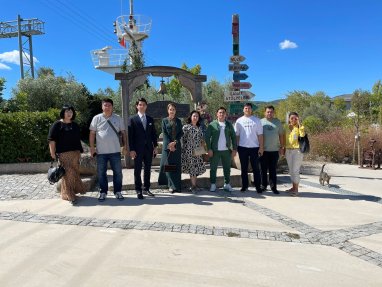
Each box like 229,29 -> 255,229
59,105 -> 76,120
186,110 -> 201,126
102,98 -> 113,106
135,97 -> 148,106
216,106 -> 227,113
244,103 -> 253,108
264,105 -> 275,111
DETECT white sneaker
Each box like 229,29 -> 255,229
210,184 -> 217,192
223,183 -> 233,192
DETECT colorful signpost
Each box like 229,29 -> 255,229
226,13 -> 254,111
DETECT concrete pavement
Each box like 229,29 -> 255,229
0,161 -> 382,286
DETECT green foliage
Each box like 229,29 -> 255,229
202,79 -> 227,118
37,67 -> 55,78
302,115 -> 325,134
0,110 -> 59,163
0,77 -> 5,101
371,80 -> 382,124
333,97 -> 347,112
351,89 -> 371,120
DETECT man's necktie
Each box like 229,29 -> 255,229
141,115 -> 146,130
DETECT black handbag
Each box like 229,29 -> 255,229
298,134 -> 310,154
47,160 -> 66,185
164,151 -> 177,172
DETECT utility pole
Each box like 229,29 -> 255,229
0,15 -> 45,79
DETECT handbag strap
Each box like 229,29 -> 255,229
107,119 -> 120,140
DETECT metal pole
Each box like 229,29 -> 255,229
17,15 -> 24,79
29,35 -> 34,78
357,127 -> 361,166
130,0 -> 134,15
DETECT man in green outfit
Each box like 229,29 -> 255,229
205,107 -> 237,192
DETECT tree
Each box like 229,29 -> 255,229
203,79 -> 227,117
371,80 -> 382,124
37,67 -> 55,78
0,77 -> 5,106
333,97 -> 347,113
351,89 -> 371,121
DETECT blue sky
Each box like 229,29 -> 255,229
1,0 -> 382,102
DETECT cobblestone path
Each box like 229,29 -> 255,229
1,173 -> 382,268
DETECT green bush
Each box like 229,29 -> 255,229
0,110 -> 59,163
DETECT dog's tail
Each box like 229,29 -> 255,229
320,164 -> 326,173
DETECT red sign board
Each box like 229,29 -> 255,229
231,82 -> 252,89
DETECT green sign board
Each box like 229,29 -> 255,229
229,103 -> 257,115
229,103 -> 245,115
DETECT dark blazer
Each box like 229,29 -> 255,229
128,114 -> 158,153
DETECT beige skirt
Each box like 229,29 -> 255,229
59,151 -> 86,201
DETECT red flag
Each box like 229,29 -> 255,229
119,37 -> 126,48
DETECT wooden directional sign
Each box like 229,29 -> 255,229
230,55 -> 246,63
241,90 -> 255,99
233,73 -> 248,81
224,91 -> 253,102
228,64 -> 249,71
231,82 -> 252,89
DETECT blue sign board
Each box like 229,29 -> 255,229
233,73 -> 248,81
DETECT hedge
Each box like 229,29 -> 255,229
0,110 -> 59,163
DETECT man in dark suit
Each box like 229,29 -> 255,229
128,98 -> 158,199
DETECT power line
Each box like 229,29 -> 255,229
41,0 -> 116,45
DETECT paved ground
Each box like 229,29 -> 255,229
0,161 -> 382,286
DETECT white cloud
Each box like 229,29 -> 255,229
279,40 -> 298,50
0,62 -> 11,70
0,50 -> 39,65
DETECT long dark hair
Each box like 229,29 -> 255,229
186,110 -> 201,126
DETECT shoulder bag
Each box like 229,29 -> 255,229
298,134 -> 310,154
107,119 -> 124,147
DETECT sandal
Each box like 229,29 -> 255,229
290,192 -> 298,197
285,188 -> 295,193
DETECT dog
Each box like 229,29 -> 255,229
319,164 -> 331,186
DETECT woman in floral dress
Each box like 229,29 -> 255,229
181,110 -> 207,192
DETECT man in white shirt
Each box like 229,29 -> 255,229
234,103 -> 264,193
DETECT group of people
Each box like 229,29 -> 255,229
48,98 -> 305,205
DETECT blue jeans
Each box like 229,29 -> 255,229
97,152 -> 122,194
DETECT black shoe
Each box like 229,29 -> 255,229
240,187 -> 248,193
256,188 -> 263,194
144,189 -> 155,197
272,189 -> 280,194
137,192 -> 144,200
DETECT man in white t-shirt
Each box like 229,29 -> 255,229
234,103 -> 264,193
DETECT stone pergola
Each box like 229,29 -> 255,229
115,65 -> 207,166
